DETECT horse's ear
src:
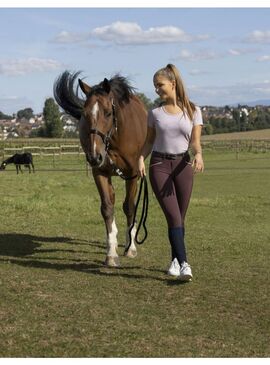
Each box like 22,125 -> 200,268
78,79 -> 91,95
103,78 -> 111,94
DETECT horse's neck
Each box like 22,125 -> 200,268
5,157 -> 14,164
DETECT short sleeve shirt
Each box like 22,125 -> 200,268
147,105 -> 203,154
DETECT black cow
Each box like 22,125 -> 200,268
0,153 -> 35,174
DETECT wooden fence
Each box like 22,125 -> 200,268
1,140 -> 270,162
202,140 -> 270,153
0,144 -> 84,159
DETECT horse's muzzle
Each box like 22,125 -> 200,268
87,153 -> 104,167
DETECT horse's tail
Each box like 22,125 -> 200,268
53,71 -> 85,120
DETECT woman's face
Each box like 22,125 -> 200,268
153,75 -> 176,101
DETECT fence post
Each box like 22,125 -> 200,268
236,141 -> 239,160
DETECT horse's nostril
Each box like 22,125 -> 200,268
88,154 -> 103,167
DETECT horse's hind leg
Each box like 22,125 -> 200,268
93,171 -> 120,267
123,178 -> 138,258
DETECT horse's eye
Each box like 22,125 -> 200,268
105,112 -> 112,118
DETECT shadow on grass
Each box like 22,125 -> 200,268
0,233 -> 104,258
0,233 -> 168,282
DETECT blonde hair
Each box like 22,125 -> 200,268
154,63 -> 195,120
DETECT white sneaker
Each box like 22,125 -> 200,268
167,258 -> 180,277
179,262 -> 193,282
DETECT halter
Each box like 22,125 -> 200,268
88,100 -> 118,152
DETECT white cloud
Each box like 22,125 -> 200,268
92,21 -> 209,45
189,69 -> 210,76
257,55 -> 270,62
0,95 -> 33,115
253,80 -> 270,94
0,58 -> 63,76
245,30 -> 270,44
177,49 -> 221,61
189,80 -> 270,106
229,49 -> 242,56
51,30 -> 90,44
228,48 -> 258,56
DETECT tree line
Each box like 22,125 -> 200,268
204,106 -> 270,135
1,94 -> 270,138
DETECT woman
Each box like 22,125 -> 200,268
138,64 -> 204,282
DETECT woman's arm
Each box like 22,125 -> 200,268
138,126 -> 156,177
140,126 -> 156,159
190,125 -> 204,173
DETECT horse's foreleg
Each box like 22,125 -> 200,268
123,178 -> 138,258
93,171 -> 120,267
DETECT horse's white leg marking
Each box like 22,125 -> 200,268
125,223 -> 137,258
107,218 -> 118,257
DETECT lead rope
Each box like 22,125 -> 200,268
125,175 -> 149,254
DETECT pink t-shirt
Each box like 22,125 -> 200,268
147,105 -> 203,154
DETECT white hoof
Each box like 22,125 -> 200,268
124,249 -> 137,258
104,256 -> 120,267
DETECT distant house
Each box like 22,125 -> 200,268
0,127 -> 9,140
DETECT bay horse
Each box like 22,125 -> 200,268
54,71 -> 147,267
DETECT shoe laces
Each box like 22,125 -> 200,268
181,261 -> 190,269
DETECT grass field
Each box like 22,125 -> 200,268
0,150 -> 270,357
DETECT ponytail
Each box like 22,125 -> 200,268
154,64 -> 196,120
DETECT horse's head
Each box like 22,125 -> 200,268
0,162 -> 7,170
78,78 -> 116,168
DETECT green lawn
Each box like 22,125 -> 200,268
0,151 -> 269,357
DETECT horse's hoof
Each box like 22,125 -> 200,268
124,249 -> 137,258
104,256 -> 120,267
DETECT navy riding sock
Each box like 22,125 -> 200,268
171,227 -> 185,261
169,227 -> 187,264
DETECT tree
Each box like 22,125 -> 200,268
0,111 -> 13,120
43,98 -> 63,138
232,109 -> 241,131
136,93 -> 153,111
17,108 -> 34,119
204,123 -> 213,135
240,112 -> 248,132
153,97 -> 162,108
255,110 -> 268,130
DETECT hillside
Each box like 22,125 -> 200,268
202,129 -> 270,141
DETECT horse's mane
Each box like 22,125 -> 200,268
89,75 -> 136,104
54,71 -> 136,119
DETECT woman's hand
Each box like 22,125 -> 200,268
192,152 -> 204,173
138,156 -> 146,178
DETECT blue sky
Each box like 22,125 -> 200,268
1,6 -> 270,114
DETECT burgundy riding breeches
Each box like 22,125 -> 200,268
149,151 -> 193,229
